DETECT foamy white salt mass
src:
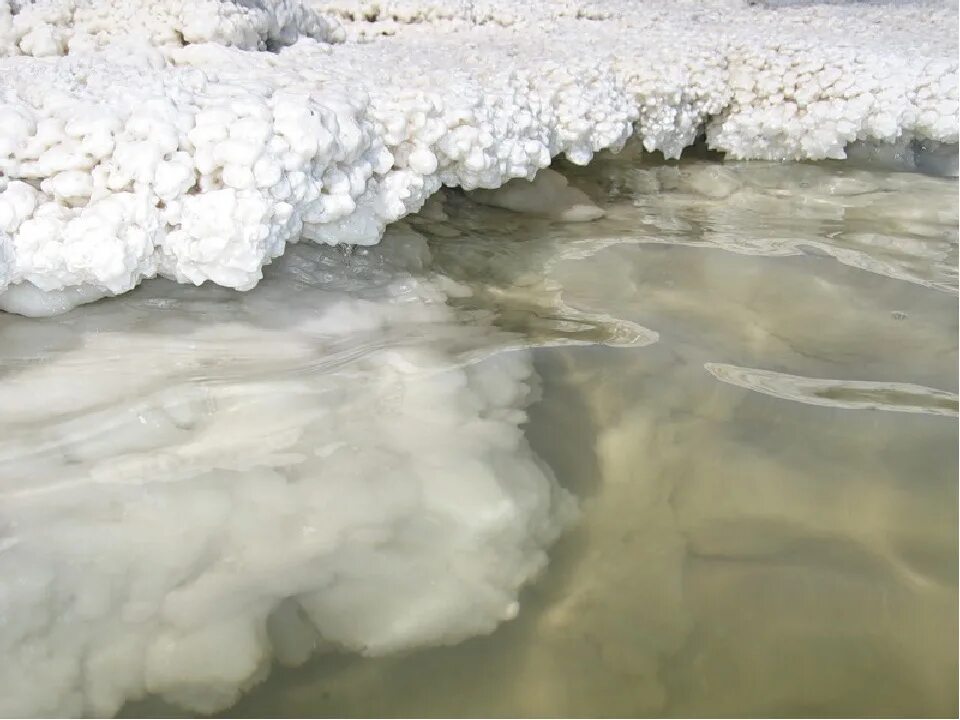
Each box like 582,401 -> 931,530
0,225 -> 577,716
0,0 -> 957,314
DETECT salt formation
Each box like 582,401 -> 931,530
0,0 -> 345,53
0,0 -> 957,314
470,168 -> 605,221
0,1 -> 957,715
0,225 -> 575,717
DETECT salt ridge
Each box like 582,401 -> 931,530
0,0 -> 956,315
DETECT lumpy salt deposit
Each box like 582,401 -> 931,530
0,224 -> 581,716
0,0 -> 957,312
0,1 -> 957,717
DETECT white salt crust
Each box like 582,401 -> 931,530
0,0 -> 956,314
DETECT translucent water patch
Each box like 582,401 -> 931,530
558,148 -> 959,294
414,191 -> 660,349
705,363 -> 959,417
843,140 -> 959,178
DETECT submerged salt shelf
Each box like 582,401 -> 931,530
0,226 -> 580,717
0,0 -> 958,313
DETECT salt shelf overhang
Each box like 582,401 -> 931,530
0,0 -> 956,314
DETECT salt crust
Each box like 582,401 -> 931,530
0,0 -> 956,313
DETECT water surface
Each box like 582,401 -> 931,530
3,147 -> 956,717
232,150 -> 959,717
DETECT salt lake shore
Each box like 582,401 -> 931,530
0,2 -> 956,718
0,0 -> 956,314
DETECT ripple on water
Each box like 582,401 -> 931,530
704,362 -> 959,417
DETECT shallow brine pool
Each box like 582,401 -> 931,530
2,146 -> 957,717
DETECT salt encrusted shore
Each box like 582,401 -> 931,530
0,0 -> 956,314
0,3 -> 957,717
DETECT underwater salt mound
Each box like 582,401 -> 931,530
0,0 -> 957,313
0,226 -> 575,717
469,168 -> 605,222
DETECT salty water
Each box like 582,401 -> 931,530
3,146 -> 958,717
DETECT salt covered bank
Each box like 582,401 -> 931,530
0,1 -> 957,717
0,0 -> 956,315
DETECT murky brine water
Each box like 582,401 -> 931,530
4,145 -> 957,717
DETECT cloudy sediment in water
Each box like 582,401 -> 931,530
0,1 -> 957,717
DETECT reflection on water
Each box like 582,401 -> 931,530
2,146 -> 957,718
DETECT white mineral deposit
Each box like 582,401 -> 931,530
0,1 -> 956,718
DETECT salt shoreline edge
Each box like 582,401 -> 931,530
0,0 -> 957,316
